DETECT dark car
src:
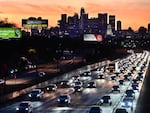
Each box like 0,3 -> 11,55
125,89 -> 135,99
16,101 -> 32,113
97,74 -> 105,79
132,79 -> 139,84
46,84 -> 57,91
118,79 -> 124,85
88,106 -> 102,113
115,108 -> 128,113
73,85 -> 83,92
57,94 -> 71,106
60,80 -> 71,87
98,95 -> 112,106
111,85 -> 120,93
124,75 -> 130,81
131,83 -> 139,91
87,81 -> 96,88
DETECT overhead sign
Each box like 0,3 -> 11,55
0,28 -> 22,39
22,19 -> 48,29
84,34 -> 104,42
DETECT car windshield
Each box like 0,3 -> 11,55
48,85 -> 55,88
123,98 -> 133,102
60,95 -> 68,98
102,96 -> 110,99
90,107 -> 100,110
75,82 -> 81,85
126,90 -> 134,94
20,103 -> 28,107
31,91 -> 40,93
113,86 -> 119,88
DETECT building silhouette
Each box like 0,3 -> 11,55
109,15 -> 115,32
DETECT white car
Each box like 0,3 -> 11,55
16,101 -> 32,113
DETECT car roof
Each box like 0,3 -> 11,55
32,89 -> 41,91
20,101 -> 31,104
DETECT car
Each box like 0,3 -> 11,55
38,72 -> 46,77
131,83 -> 139,91
125,89 -> 135,99
73,81 -> 83,87
132,79 -> 139,84
46,84 -> 57,91
118,79 -> 124,85
28,89 -> 44,99
16,101 -> 33,113
73,85 -> 83,92
98,95 -> 112,106
87,81 -> 96,88
111,85 -> 120,93
60,80 -> 71,87
110,75 -> 116,80
88,106 -> 102,113
97,74 -> 105,79
121,97 -> 133,110
82,71 -> 92,76
135,76 -> 143,82
123,75 -> 130,81
72,75 -> 80,81
115,108 -> 128,113
57,94 -> 71,106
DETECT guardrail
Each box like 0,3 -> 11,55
0,60 -> 110,104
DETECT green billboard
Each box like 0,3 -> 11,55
0,28 -> 22,39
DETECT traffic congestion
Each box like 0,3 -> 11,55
0,51 -> 149,113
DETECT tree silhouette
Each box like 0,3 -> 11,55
0,20 -> 16,27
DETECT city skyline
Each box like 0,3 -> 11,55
0,0 -> 150,30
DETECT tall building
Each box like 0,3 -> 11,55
59,14 -> 67,30
109,15 -> 115,31
98,13 -> 108,32
117,20 -> 122,31
80,7 -> 85,17
148,23 -> 150,34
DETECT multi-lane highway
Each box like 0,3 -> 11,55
0,51 -> 149,113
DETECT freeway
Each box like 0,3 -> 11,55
0,51 -> 149,113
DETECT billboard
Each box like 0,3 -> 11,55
22,19 -> 48,29
84,34 -> 104,42
0,28 -> 22,39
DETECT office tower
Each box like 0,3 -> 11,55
148,23 -> 150,34
58,14 -> 67,30
117,20 -> 122,31
80,7 -> 85,17
98,13 -> 108,32
109,15 -> 115,31
80,13 -> 88,30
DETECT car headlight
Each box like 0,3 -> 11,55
37,94 -> 40,97
128,102 -> 132,106
52,88 -> 55,90
25,108 -> 29,110
47,88 -> 49,90
100,99 -> 104,103
132,93 -> 135,96
77,88 -> 80,91
28,94 -> 31,97
57,99 -> 60,102
121,102 -> 125,106
16,108 -> 19,110
65,99 -> 68,102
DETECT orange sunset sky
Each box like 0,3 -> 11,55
0,0 -> 150,31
